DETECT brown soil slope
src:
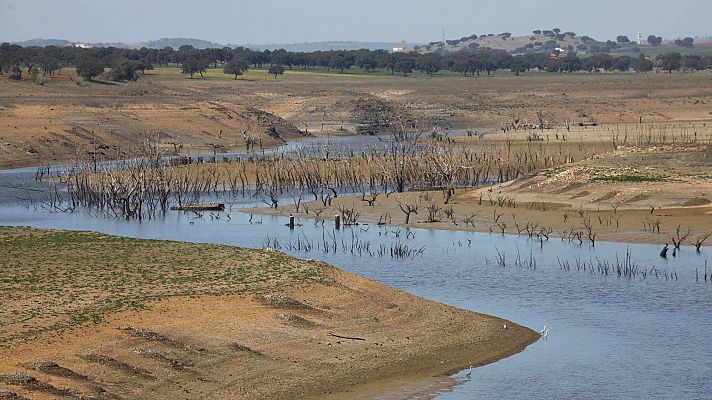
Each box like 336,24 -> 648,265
0,79 -> 305,168
0,228 -> 537,399
3,70 -> 712,168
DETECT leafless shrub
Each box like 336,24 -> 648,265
337,204 -> 361,226
361,191 -> 379,206
695,232 -> 711,252
670,225 -> 692,250
396,198 -> 419,224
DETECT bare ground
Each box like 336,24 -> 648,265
249,142 -> 712,247
3,69 -> 712,168
0,227 -> 538,399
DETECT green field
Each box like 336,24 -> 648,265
21,63 -> 702,86
144,65 -> 461,81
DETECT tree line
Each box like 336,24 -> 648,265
1,42 -> 711,81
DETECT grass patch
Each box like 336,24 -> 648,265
146,66 -> 463,82
0,227 -> 329,346
590,175 -> 664,183
541,166 -> 566,178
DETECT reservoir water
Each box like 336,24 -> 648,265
1,143 -> 710,399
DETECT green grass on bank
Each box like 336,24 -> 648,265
0,227 -> 328,345
590,175 -> 665,183
5,63 -> 710,89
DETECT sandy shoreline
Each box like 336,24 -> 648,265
0,228 -> 538,399
247,192 -> 712,248
246,144 -> 712,249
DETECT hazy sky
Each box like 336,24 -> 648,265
1,0 -> 709,44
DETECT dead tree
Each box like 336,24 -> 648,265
290,190 -> 303,213
670,225 -> 691,250
337,204 -> 361,225
378,213 -> 391,225
361,192 -> 379,206
262,187 -> 279,209
582,218 -> 596,246
396,198 -> 419,224
425,201 -> 442,223
694,232 -> 711,252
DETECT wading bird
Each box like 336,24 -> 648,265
465,365 -> 472,379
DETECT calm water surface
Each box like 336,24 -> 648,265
1,152 -> 710,399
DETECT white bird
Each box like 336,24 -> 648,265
465,365 -> 472,379
540,325 -> 549,340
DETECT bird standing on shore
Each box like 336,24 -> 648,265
465,365 -> 472,379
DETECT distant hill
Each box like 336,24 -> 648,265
11,34 -> 710,55
611,42 -> 712,57
138,37 -> 227,49
8,37 -> 416,52
412,31 -> 598,55
411,31 -> 712,56
243,41 -> 418,52
134,39 -> 415,51
12,38 -> 74,47
11,38 -> 128,48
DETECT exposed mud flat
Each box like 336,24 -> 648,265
0,228 -> 537,399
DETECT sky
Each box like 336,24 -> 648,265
1,0 -> 710,45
